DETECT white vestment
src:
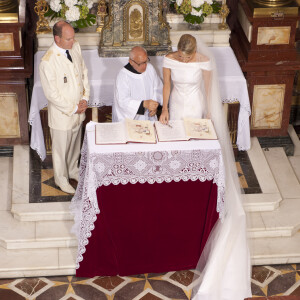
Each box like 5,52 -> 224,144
112,63 -> 163,122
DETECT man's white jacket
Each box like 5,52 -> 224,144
112,63 -> 163,122
39,41 -> 90,130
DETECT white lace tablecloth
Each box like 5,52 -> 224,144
70,122 -> 225,269
29,47 -> 251,160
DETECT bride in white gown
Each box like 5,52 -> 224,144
160,34 -> 252,300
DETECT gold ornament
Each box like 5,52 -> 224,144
96,0 -> 107,33
34,0 -> 51,34
218,3 -> 230,30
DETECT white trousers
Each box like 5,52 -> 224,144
50,123 -> 82,187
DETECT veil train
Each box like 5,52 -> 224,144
191,37 -> 252,300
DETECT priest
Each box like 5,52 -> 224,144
112,46 -> 163,122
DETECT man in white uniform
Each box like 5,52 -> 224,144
112,46 -> 163,122
39,21 -> 90,194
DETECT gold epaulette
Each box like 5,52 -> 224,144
42,50 -> 53,61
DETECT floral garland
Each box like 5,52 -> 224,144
171,0 -> 221,24
45,0 -> 96,28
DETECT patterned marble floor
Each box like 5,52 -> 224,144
0,264 -> 300,299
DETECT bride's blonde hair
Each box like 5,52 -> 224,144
177,34 -> 197,55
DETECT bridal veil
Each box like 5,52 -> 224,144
190,36 -> 252,299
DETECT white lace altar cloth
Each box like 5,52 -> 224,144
70,122 -> 225,269
29,47 -> 250,160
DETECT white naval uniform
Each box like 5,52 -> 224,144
39,41 -> 90,188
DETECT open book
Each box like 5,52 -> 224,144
95,119 -> 156,144
154,118 -> 217,142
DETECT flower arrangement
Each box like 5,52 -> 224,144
170,0 -> 221,25
45,0 -> 96,28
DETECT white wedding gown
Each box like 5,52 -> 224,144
163,55 -> 252,300
163,56 -> 211,120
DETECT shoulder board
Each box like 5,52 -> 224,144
42,50 -> 53,61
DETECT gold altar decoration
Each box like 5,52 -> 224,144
0,0 -> 18,12
35,0 -> 51,34
245,0 -> 298,17
124,0 -> 148,43
218,3 -> 229,30
253,0 -> 293,7
96,0 -> 108,33
0,0 -> 18,23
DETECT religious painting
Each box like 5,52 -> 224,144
251,84 -> 285,129
0,93 -> 20,138
257,26 -> 291,45
0,32 -> 14,51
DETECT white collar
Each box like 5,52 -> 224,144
54,42 -> 69,56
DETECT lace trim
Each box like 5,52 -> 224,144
70,136 -> 226,269
28,103 -> 48,125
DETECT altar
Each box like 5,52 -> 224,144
29,46 -> 251,160
71,122 -> 225,276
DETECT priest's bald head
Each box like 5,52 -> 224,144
129,46 -> 150,74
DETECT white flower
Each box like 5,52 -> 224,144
191,7 -> 203,16
65,0 -> 78,7
191,0 -> 204,7
50,0 -> 62,12
205,0 -> 213,4
176,0 -> 183,6
65,5 -> 80,21
87,0 -> 94,9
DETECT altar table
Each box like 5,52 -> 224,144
29,47 -> 251,161
70,122 -> 225,276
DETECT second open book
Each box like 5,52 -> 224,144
95,118 -> 217,145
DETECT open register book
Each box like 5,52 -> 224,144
95,119 -> 157,144
154,118 -> 217,142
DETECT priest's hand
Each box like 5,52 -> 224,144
149,109 -> 157,117
159,109 -> 169,124
143,100 -> 159,111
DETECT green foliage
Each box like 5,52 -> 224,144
71,14 -> 96,28
172,0 -> 221,25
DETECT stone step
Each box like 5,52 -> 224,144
248,198 -> 300,238
289,156 -> 300,184
11,202 -> 73,222
0,211 -> 76,250
251,231 -> 300,266
264,147 -> 300,199
0,245 -> 76,278
288,124 -> 300,156
243,193 -> 282,213
243,137 -> 282,213
0,156 -> 13,212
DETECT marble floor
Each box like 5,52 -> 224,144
0,264 -> 300,299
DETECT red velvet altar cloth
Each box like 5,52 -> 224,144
76,179 -> 218,277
